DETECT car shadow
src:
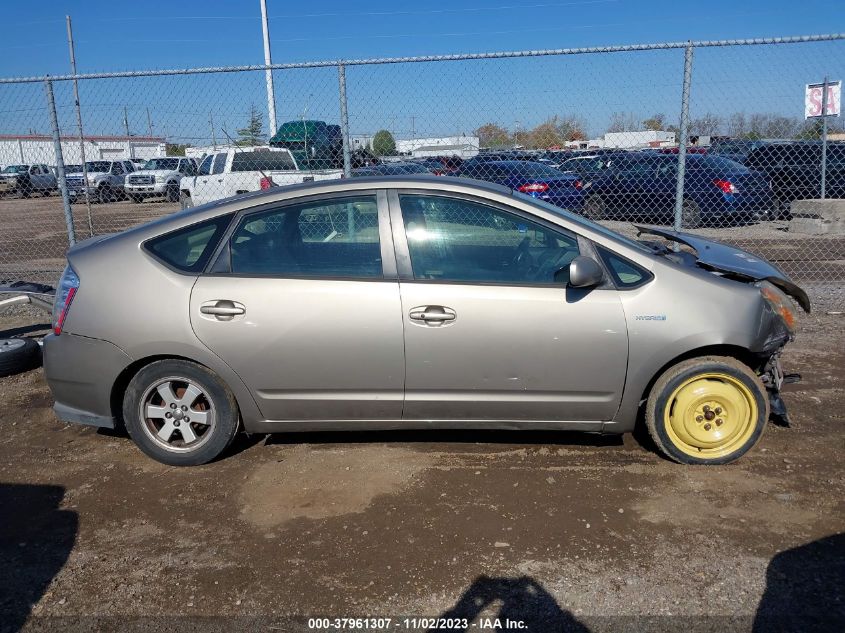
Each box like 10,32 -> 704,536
429,575 -> 589,632
0,483 -> 77,633
0,323 -> 50,338
264,428 -> 623,449
753,532 -> 845,633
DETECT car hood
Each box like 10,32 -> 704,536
636,226 -> 810,313
134,170 -> 177,177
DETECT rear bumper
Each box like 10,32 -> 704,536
43,332 -> 131,429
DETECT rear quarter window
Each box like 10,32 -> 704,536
145,214 -> 233,273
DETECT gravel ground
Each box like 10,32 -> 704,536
0,302 -> 843,632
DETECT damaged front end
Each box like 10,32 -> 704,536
636,226 -> 811,427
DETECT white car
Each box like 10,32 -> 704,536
125,157 -> 198,203
180,147 -> 342,207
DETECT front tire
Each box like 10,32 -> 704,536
166,183 -> 180,202
645,356 -> 769,465
122,359 -> 240,466
97,185 -> 113,204
129,194 -> 143,203
681,198 -> 702,229
179,191 -> 193,209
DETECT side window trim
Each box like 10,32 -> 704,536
596,245 -> 654,290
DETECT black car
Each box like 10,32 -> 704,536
351,162 -> 435,177
744,141 -> 845,205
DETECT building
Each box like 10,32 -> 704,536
395,135 -> 480,159
0,134 -> 166,167
566,130 -> 676,150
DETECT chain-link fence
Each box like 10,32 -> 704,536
1,34 -> 844,305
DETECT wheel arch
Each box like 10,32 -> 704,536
110,353 -> 248,429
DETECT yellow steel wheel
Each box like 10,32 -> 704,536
663,372 -> 758,459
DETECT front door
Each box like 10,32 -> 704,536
190,191 -> 405,421
391,192 -> 628,422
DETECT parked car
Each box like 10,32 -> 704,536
744,141 -> 845,207
125,157 -> 198,203
180,147 -> 343,207
709,139 -> 774,164
130,158 -> 148,170
458,160 -> 584,211
582,154 -> 775,227
411,159 -> 449,175
64,164 -> 83,174
0,164 -> 57,197
352,162 -> 435,177
43,176 -> 808,467
65,160 -> 135,204
558,152 -> 629,177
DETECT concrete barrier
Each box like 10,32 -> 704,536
789,199 -> 845,235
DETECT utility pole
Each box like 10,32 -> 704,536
66,15 -> 93,236
210,113 -> 217,149
123,106 -> 134,159
260,0 -> 277,135
146,107 -> 153,137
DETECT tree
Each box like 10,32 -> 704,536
236,105 -> 265,146
165,143 -> 189,156
642,113 -> 666,131
475,123 -> 511,148
554,115 -> 586,142
607,112 -> 638,133
372,129 -> 397,156
528,118 -> 564,148
689,113 -> 722,137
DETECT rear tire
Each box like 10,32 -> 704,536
645,356 -> 769,465
0,338 -> 42,377
582,195 -> 606,220
179,191 -> 193,209
122,359 -> 240,466
129,194 -> 143,203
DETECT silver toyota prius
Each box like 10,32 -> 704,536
43,177 -> 809,466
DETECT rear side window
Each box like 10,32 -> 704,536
197,154 -> 213,176
145,215 -> 233,273
232,151 -> 297,172
598,246 -> 652,289
212,153 -> 227,175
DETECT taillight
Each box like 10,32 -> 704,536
52,266 -> 79,335
518,183 -> 549,193
573,179 -> 582,190
713,179 -> 738,194
259,176 -> 275,190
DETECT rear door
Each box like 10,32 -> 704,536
190,190 -> 405,421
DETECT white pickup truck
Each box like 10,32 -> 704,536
179,147 -> 342,208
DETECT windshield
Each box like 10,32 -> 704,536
516,191 -> 652,254
710,140 -> 754,155
143,158 -> 180,171
690,156 -> 749,172
65,164 -> 82,173
2,165 -> 28,173
85,161 -> 111,173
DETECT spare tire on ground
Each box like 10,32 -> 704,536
0,338 -> 42,377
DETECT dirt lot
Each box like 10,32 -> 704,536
0,295 -> 843,632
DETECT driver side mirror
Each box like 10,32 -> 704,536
563,255 -> 605,288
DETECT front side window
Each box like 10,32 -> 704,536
145,215 -> 233,273
399,194 -> 580,285
230,195 -> 382,278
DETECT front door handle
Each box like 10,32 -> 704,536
409,305 -> 456,325
200,300 -> 245,321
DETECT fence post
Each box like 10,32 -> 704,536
337,62 -> 352,178
673,42 -> 694,232
820,76 -> 829,199
45,78 -> 76,247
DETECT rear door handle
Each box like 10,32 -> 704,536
200,300 -> 245,321
409,305 -> 456,325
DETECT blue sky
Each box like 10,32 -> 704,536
0,1 -> 843,144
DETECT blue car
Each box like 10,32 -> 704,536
581,154 -> 775,227
458,160 -> 584,211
